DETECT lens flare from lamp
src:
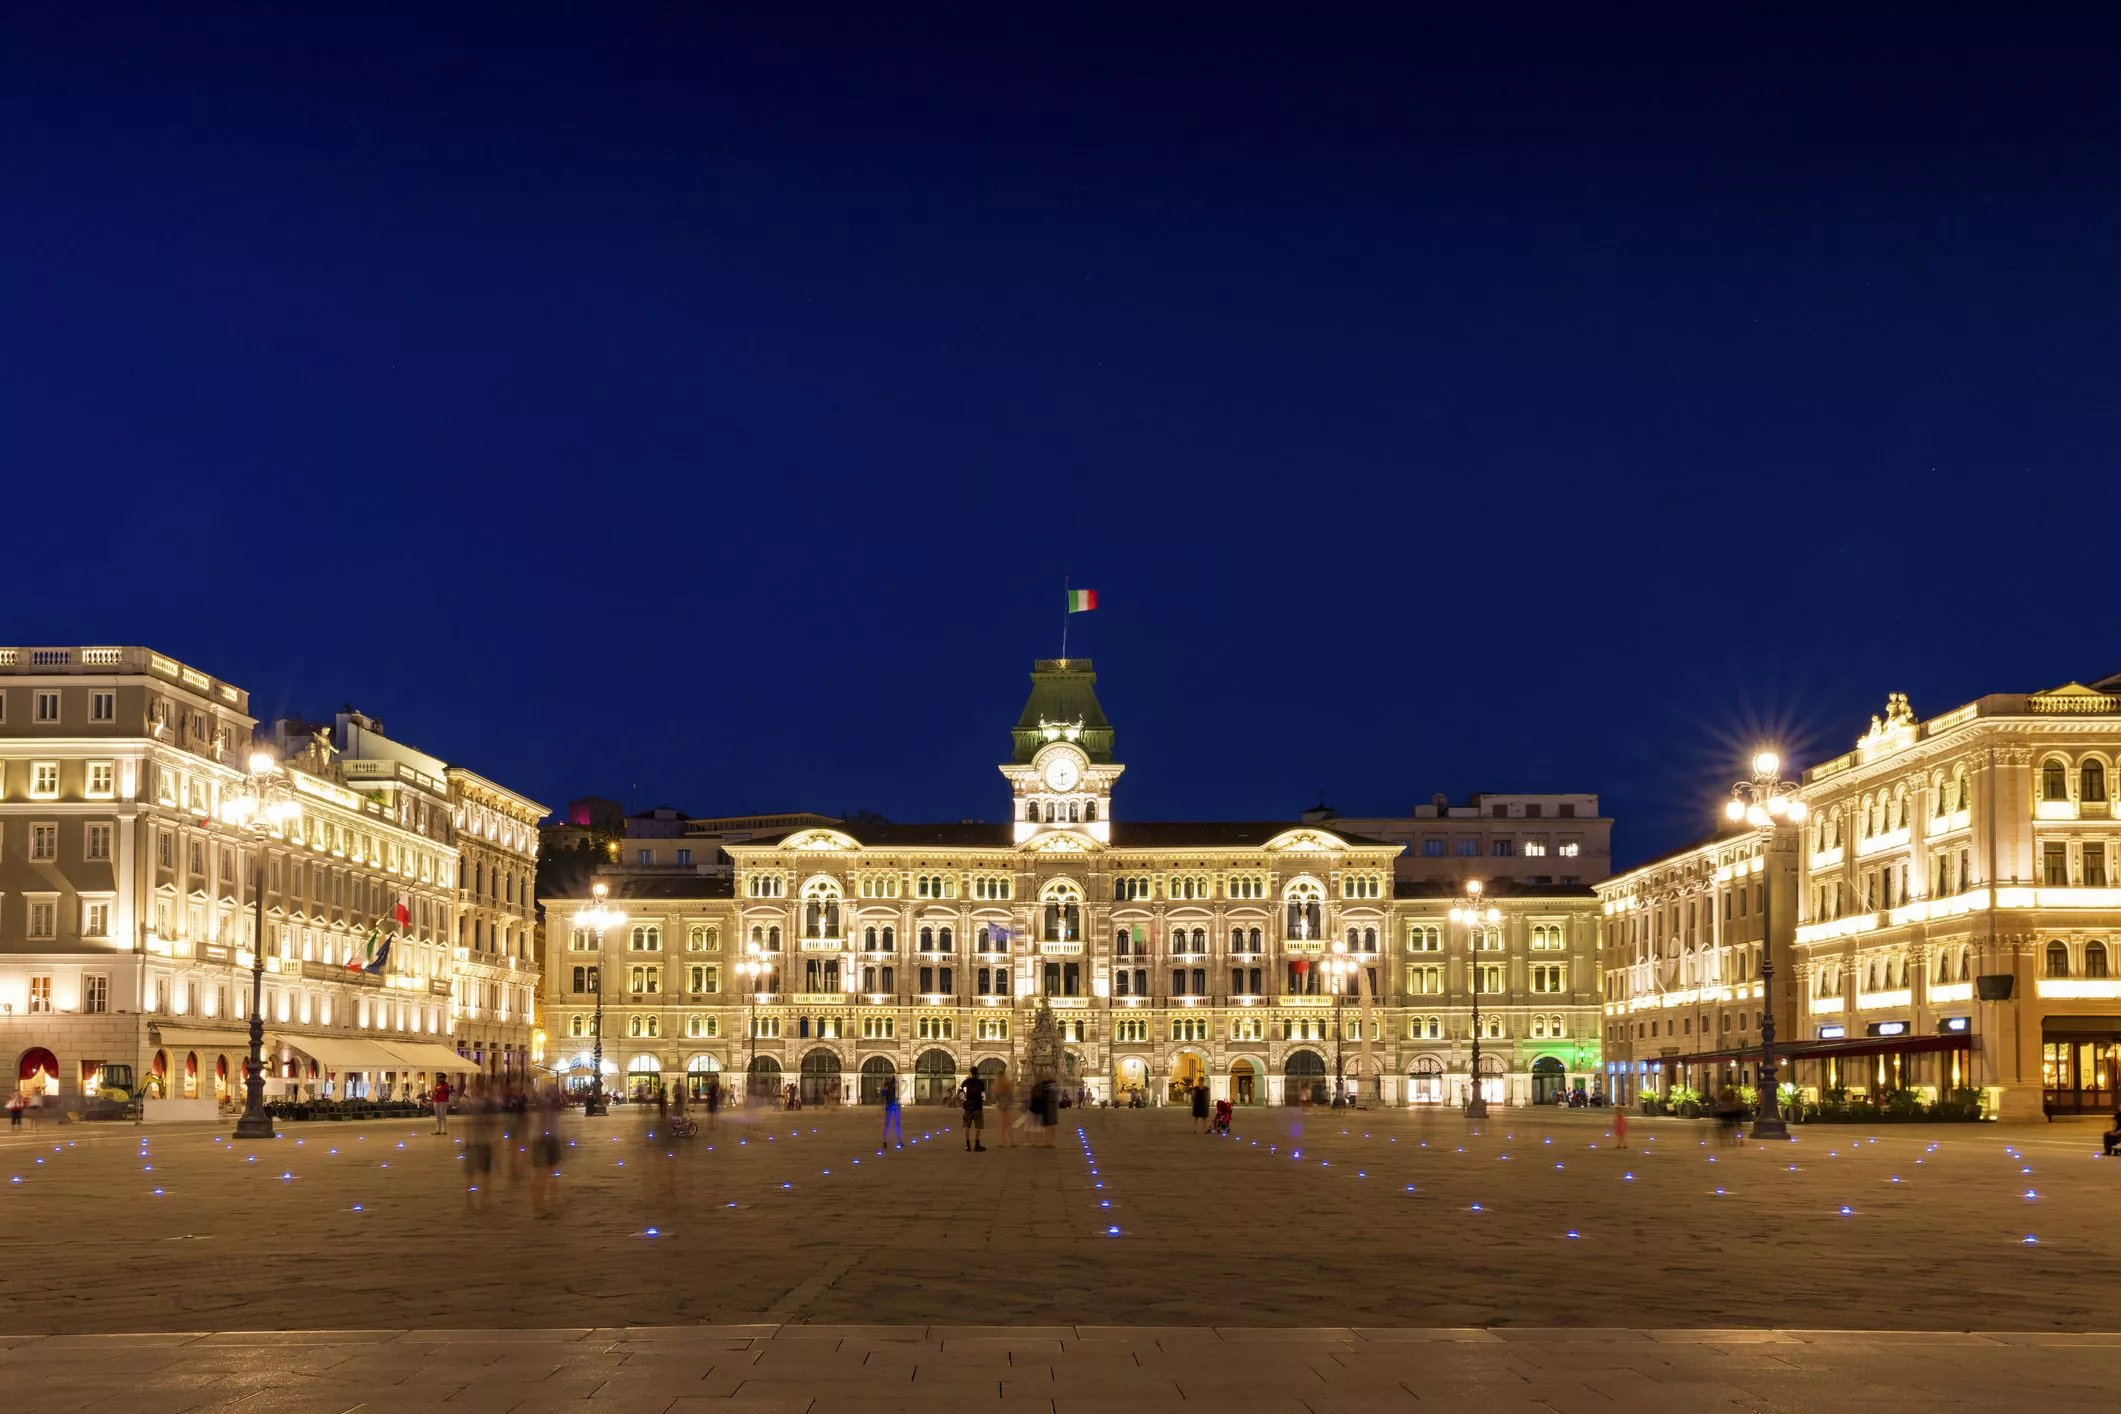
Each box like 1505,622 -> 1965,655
1753,751 -> 1780,776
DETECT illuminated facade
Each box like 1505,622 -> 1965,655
1596,826 -> 1800,1104
0,646 -> 537,1110
542,658 -> 1603,1107
1793,683 -> 2121,1118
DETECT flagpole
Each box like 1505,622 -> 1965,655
1060,572 -> 1069,662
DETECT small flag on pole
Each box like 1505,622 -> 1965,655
1066,588 -> 1098,613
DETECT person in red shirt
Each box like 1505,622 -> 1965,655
432,1077 -> 452,1135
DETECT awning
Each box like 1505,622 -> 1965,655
1782,1034 -> 1973,1063
274,1034 -> 406,1071
148,1027 -> 252,1053
372,1041 -> 475,1072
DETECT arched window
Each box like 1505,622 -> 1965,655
767,925 -> 781,950
1040,881 -> 1082,943
800,879 -> 842,939
2087,941 -> 2109,980
1044,802 -> 1056,823
1068,801 -> 1080,823
1085,801 -> 1098,822
1025,802 -> 1038,823
2046,941 -> 2070,978
2084,760 -> 2109,804
2043,759 -> 2069,801
919,926 -> 935,953
938,926 -> 954,953
1362,927 -> 1377,953
1283,880 -> 1324,941
1959,948 -> 1971,982
882,925 -> 896,952
863,926 -> 878,951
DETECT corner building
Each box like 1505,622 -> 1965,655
1793,682 -> 2121,1118
543,659 -> 1603,1107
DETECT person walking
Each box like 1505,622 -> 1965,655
1613,1104 -> 1629,1150
704,1077 -> 721,1132
6,1092 -> 23,1129
1038,1074 -> 1060,1145
957,1069 -> 987,1151
992,1067 -> 1018,1147
432,1076 -> 452,1135
1190,1078 -> 1211,1134
881,1074 -> 902,1146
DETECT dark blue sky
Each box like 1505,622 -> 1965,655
5,6 -> 2118,864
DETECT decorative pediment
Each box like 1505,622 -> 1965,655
1855,693 -> 1918,762
781,829 -> 862,853
1263,828 -> 1348,853
1021,830 -> 1099,854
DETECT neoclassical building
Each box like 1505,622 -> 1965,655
543,658 -> 1603,1107
1791,682 -> 2121,1118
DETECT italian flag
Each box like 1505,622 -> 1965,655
1066,588 -> 1098,613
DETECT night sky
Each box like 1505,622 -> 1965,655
5,7 -> 2118,865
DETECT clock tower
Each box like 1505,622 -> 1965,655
1002,658 -> 1124,844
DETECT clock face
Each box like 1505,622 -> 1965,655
1042,753 -> 1081,792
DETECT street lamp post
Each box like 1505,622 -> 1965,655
572,883 -> 625,1117
222,751 -> 300,1141
1451,880 -> 1501,1120
1324,943 -> 1353,1107
1727,751 -> 1807,1141
737,942 -> 770,1106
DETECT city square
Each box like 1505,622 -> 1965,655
3,1106 -> 2121,1408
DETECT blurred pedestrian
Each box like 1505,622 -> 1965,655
992,1066 -> 1017,1147
880,1074 -> 902,1146
1190,1079 -> 1211,1134
431,1076 -> 452,1135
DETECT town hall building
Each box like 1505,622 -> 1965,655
542,659 -> 1605,1107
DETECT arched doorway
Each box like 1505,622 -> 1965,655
685,1054 -> 721,1102
214,1054 -> 230,1102
913,1048 -> 957,1104
183,1051 -> 199,1100
1283,1049 -> 1327,1106
800,1048 -> 841,1106
1532,1055 -> 1566,1105
976,1057 -> 1007,1089
1115,1055 -> 1147,1106
1474,1053 -> 1506,1106
1168,1050 -> 1207,1103
859,1055 -> 896,1104
1408,1056 -> 1444,1105
747,1054 -> 782,1103
148,1050 -> 168,1100
17,1048 -> 57,1097
1230,1058 -> 1258,1106
627,1055 -> 662,1100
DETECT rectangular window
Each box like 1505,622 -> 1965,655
1523,839 -> 1548,857
30,762 -> 60,798
31,823 -> 58,861
34,690 -> 60,723
85,762 -> 114,798
2045,842 -> 2069,887
83,901 -> 110,937
82,975 -> 108,1013
2086,843 -> 2109,890
90,691 -> 115,722
1492,838 -> 1515,857
1455,838 -> 1478,856
1421,839 -> 1445,856
1170,969 -> 1186,995
28,900 -> 57,938
28,976 -> 52,1012
85,823 -> 112,861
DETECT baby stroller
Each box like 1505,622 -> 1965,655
1212,1099 -> 1233,1135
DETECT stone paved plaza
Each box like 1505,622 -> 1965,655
3,1106 -> 2120,1410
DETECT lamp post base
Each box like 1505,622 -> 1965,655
232,1111 -> 276,1140
583,1095 -> 608,1118
1749,1116 -> 1791,1140
1464,1096 -> 1489,1120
